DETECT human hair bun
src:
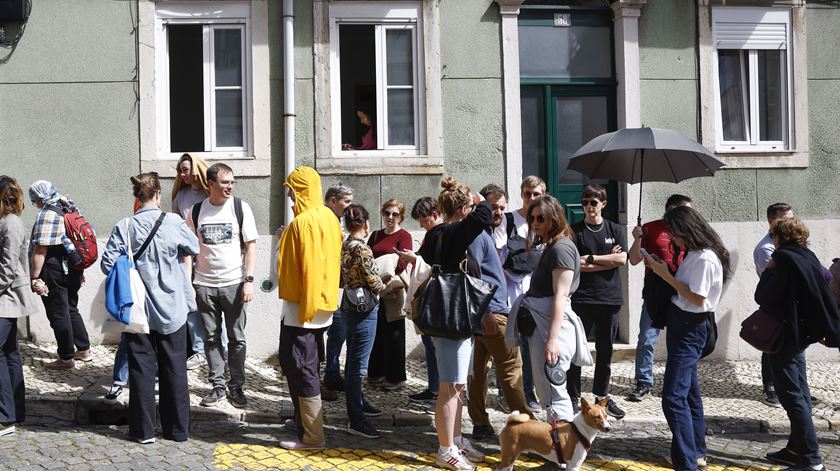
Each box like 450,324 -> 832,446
440,177 -> 458,191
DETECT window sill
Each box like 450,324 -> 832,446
714,149 -> 808,169
141,157 -> 271,177
316,156 -> 444,175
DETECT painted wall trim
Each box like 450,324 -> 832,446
497,0 -> 525,209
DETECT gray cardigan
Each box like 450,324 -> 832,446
0,214 -> 36,318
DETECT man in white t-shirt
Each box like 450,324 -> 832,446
483,176 -> 547,413
187,163 -> 259,409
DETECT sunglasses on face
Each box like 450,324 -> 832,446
523,191 -> 543,198
383,211 -> 400,218
528,214 -> 545,224
581,199 -> 601,207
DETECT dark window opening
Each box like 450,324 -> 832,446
339,24 -> 378,150
168,25 -> 205,152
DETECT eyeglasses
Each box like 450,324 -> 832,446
382,211 -> 400,218
528,214 -> 545,224
523,191 -> 543,198
581,199 -> 600,207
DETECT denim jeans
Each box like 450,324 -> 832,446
661,306 -> 708,471
112,334 -> 129,386
344,303 -> 379,426
634,303 -> 660,387
768,348 -> 822,466
324,309 -> 347,383
420,334 -> 439,394
188,310 -> 227,357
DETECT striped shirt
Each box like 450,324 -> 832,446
30,207 -> 65,247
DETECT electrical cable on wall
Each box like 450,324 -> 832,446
0,0 -> 32,63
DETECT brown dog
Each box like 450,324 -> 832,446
497,397 -> 611,471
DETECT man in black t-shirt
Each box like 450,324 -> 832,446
568,184 -> 627,419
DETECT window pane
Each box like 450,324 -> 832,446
168,25 -> 205,152
214,29 -> 242,87
520,86 -> 546,181
386,29 -> 413,86
519,25 -> 611,78
555,96 -> 607,184
387,89 -> 414,146
758,50 -> 784,142
338,25 -> 378,149
215,90 -> 243,147
717,50 -> 748,142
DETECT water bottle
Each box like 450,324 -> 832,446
62,234 -> 83,269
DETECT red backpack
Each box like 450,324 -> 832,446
49,206 -> 98,271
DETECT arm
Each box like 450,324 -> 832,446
449,201 -> 493,256
394,230 -> 413,273
580,251 -> 628,272
100,222 -> 128,275
544,267 -> 575,364
628,225 -> 644,265
648,257 -> 706,308
0,220 -> 24,292
242,240 -> 257,302
359,246 -> 386,294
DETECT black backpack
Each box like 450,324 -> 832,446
503,212 -> 542,275
191,197 -> 245,250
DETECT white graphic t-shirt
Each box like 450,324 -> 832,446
187,197 -> 259,287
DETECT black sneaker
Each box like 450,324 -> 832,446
409,389 -> 438,402
323,375 -> 346,392
598,396 -> 626,420
104,384 -> 124,404
228,387 -> 247,409
765,447 -> 800,466
347,420 -> 380,439
763,389 -> 782,408
471,424 -> 496,441
363,402 -> 382,417
627,383 -> 653,402
200,386 -> 226,407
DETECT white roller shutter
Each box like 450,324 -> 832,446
712,7 -> 790,50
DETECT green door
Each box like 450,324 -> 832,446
519,6 -> 617,224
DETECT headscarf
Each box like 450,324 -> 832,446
29,180 -> 74,210
277,167 -> 343,324
170,153 -> 210,201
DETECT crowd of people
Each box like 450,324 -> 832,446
0,162 -> 837,471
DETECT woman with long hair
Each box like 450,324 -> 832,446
399,177 -> 493,470
0,176 -> 36,436
646,205 -> 730,471
756,218 -> 839,471
100,173 -> 199,444
505,194 -> 581,421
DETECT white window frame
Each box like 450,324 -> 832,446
315,1 -> 444,174
711,8 -> 791,152
698,1 -> 808,169
139,1 -> 271,176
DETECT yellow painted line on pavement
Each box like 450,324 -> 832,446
213,445 -> 777,470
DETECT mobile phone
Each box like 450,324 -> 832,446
640,248 -> 651,258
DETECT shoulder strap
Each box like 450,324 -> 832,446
191,201 -> 202,233
505,212 -> 515,239
134,213 -> 167,260
234,196 -> 244,247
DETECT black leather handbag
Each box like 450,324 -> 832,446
415,246 -> 498,339
340,286 -> 376,314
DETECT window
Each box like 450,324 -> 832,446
139,1 -> 271,176
712,8 -> 791,151
330,3 -> 426,157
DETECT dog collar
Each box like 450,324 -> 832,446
550,417 -> 593,463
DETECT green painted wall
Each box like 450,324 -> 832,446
638,1 -> 840,223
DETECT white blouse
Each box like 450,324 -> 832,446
671,249 -> 723,313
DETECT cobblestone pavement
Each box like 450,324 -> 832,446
2,422 -> 840,470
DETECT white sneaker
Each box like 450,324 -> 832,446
435,447 -> 477,470
455,436 -> 485,463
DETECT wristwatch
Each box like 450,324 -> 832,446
586,254 -> 595,265
244,275 -> 254,283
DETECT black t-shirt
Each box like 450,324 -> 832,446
570,219 -> 626,305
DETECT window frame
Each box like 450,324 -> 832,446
139,1 -> 271,176
315,0 -> 444,175
698,1 -> 808,169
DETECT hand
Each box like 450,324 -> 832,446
647,256 -> 669,278
397,249 -> 417,265
632,225 -> 643,240
275,225 -> 286,238
482,313 -> 500,336
611,244 -> 622,254
342,143 -> 352,150
544,338 -> 561,365
31,279 -> 49,296
471,192 -> 484,206
242,281 -> 254,303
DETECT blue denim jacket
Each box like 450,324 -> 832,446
101,207 -> 200,335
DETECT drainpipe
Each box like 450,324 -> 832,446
283,0 -> 295,225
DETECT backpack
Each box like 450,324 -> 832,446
503,212 -> 541,275
191,197 -> 245,249
48,206 -> 98,271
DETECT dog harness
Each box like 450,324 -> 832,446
550,417 -> 592,464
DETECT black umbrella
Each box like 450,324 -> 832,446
567,127 -> 725,226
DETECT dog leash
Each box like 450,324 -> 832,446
550,417 -> 593,464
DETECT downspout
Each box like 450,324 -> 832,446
283,0 -> 295,225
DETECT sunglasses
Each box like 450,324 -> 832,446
382,211 -> 400,218
581,199 -> 601,207
523,191 -> 543,198
528,214 -> 545,224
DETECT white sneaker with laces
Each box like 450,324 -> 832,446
435,447 -> 476,471
455,436 -> 485,463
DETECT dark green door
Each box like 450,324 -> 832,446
519,6 -> 616,224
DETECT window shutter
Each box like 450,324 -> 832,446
712,8 -> 790,50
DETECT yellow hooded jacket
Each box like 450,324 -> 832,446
277,167 -> 343,325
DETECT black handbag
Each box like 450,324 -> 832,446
340,286 -> 376,314
414,235 -> 498,339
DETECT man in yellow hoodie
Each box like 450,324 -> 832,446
277,166 -> 343,450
